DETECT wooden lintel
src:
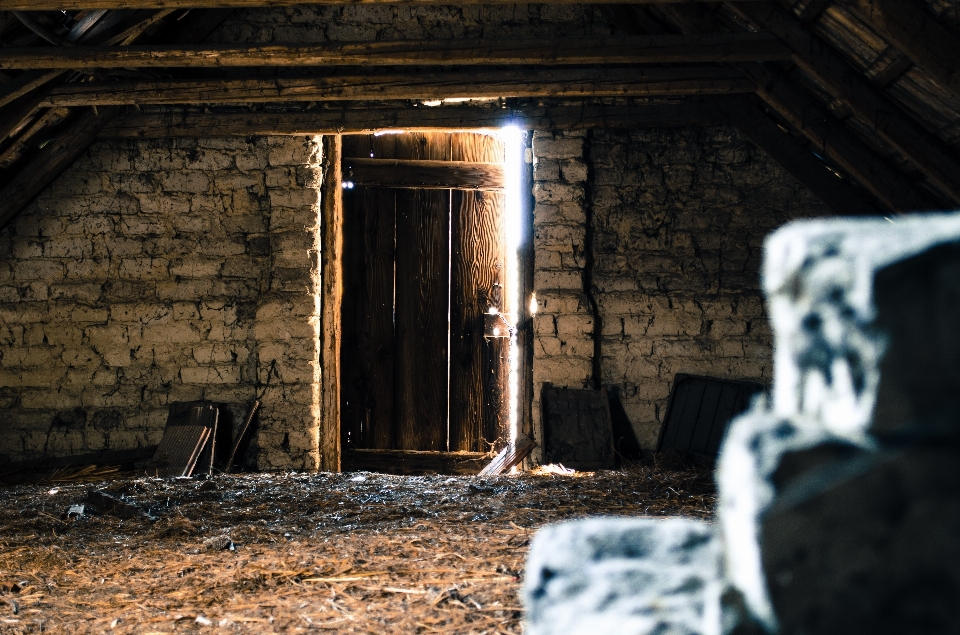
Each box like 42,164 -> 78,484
99,102 -> 725,138
5,0 -> 771,9
344,158 -> 505,191
0,34 -> 789,70
729,1 -> 960,206
40,67 -> 754,107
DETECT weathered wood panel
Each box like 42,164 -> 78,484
320,134 -> 343,473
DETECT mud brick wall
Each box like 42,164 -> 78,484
532,126 -> 832,455
0,136 -> 324,469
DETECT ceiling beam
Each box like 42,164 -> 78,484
0,34 -> 790,70
5,0 -> 771,9
714,95 -> 879,216
837,0 -> 960,102
729,1 -> 960,206
40,67 -> 754,107
99,102 -> 724,138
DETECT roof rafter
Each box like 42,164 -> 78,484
37,67 -> 755,107
729,0 -> 960,206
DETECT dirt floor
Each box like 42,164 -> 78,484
0,462 -> 715,635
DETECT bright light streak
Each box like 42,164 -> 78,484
500,124 -> 523,447
529,293 -> 538,315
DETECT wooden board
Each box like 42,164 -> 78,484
657,374 -> 765,457
340,185 -> 396,449
320,134 -> 343,472
542,386 -> 615,470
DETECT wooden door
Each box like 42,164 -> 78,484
341,132 -> 509,454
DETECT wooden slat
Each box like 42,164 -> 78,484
0,70 -> 62,109
838,0 -> 960,102
0,34 -> 789,70
40,67 -> 755,106
730,1 -> 960,205
713,95 -> 879,216
673,379 -> 707,451
342,448 -> 489,476
344,158 -> 504,191
478,433 -> 534,476
320,134 -> 343,472
99,102 -> 725,138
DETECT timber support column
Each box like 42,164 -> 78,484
254,136 -> 324,470
319,134 -> 343,472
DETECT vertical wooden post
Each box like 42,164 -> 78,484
320,134 -> 343,472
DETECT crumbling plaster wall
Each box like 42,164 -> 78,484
531,126 -> 832,454
0,136 -> 324,469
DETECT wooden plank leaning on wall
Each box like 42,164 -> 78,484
320,134 -> 343,472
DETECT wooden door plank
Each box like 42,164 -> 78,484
393,187 -> 450,451
360,188 -> 398,449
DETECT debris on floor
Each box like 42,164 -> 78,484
0,462 -> 714,634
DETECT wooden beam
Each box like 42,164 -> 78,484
0,34 -> 790,70
320,134 -> 343,473
343,158 -> 504,191
41,67 -> 754,106
730,1 -> 960,206
5,0 -> 771,9
714,96 -> 879,216
99,102 -> 725,138
838,0 -> 960,102
0,107 -> 120,229
741,63 -> 937,211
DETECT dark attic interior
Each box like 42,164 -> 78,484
1,1 -> 960,633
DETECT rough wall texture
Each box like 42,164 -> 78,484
532,126 -> 833,454
0,136 -> 323,469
